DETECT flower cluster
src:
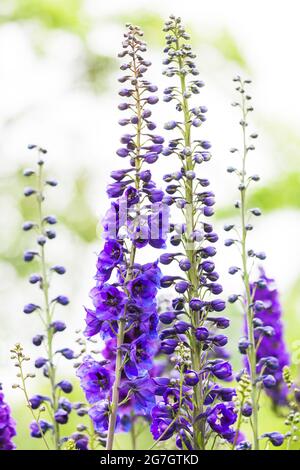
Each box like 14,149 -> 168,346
149,16 -> 236,450
21,146 -> 74,449
0,386 -> 16,450
250,268 -> 290,406
79,24 -> 168,450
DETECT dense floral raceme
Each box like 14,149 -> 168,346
249,268 -> 290,406
149,15 -> 236,451
0,387 -> 16,450
78,24 -> 169,450
20,146 -> 75,449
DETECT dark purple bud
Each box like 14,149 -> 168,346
224,224 -> 234,232
147,96 -> 159,105
212,335 -> 228,347
24,250 -> 38,262
195,327 -> 209,341
228,294 -> 239,303
53,295 -> 70,306
262,375 -> 276,388
116,148 -> 129,158
29,395 -> 48,410
241,403 -> 252,417
46,179 -> 58,187
57,380 -> 73,394
139,170 -> 151,182
238,337 -> 250,354
164,120 -> 177,130
37,235 -> 47,246
262,432 -> 284,447
35,357 -> 48,368
179,258 -> 191,272
29,274 -> 42,284
200,141 -> 211,150
50,321 -> 66,333
159,311 -> 176,325
203,206 -> 214,217
250,208 -> 261,216
43,215 -> 57,225
201,261 -> 215,273
174,321 -> 190,334
208,283 -> 223,295
23,303 -> 40,314
54,408 -> 69,424
224,239 -> 235,247
118,102 -> 129,110
23,168 -> 35,177
189,298 -> 205,311
254,301 -> 265,312
210,299 -> 226,312
229,266 -> 239,275
175,280 -> 189,293
32,334 -> 44,346
160,339 -> 178,354
58,348 -> 74,360
51,265 -> 66,275
184,370 -> 199,386
23,221 -> 35,231
45,229 -> 56,239
24,187 -> 36,197
210,361 -> 232,379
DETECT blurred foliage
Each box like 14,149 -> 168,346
0,0 -> 89,36
210,29 -> 248,69
77,51 -> 116,93
0,168 -> 98,277
217,171 -> 300,219
58,173 -> 98,243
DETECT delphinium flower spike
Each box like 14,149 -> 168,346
0,383 -> 16,450
225,77 -> 288,449
21,146 -> 74,449
152,16 -> 236,450
79,24 -> 168,451
250,268 -> 290,408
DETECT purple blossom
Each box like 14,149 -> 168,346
248,268 -> 290,406
0,390 -> 16,450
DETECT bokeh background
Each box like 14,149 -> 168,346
1,0 -> 300,450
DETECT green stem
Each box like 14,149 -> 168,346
239,90 -> 259,450
37,158 -> 60,450
16,349 -> 50,450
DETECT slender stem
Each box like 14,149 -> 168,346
15,349 -> 50,450
239,90 -> 259,450
130,414 -> 137,450
36,159 -> 60,450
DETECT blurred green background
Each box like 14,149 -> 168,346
1,0 -> 300,450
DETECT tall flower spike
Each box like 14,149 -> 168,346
21,146 -> 73,449
151,16 -> 235,450
0,384 -> 16,450
250,268 -> 290,407
225,77 -> 265,449
79,24 -> 168,451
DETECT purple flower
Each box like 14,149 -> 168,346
30,420 -> 53,438
77,356 -> 113,404
248,268 -> 290,406
0,390 -> 16,450
207,403 -> 237,438
88,401 -> 111,434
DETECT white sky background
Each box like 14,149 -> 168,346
0,0 -> 300,395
